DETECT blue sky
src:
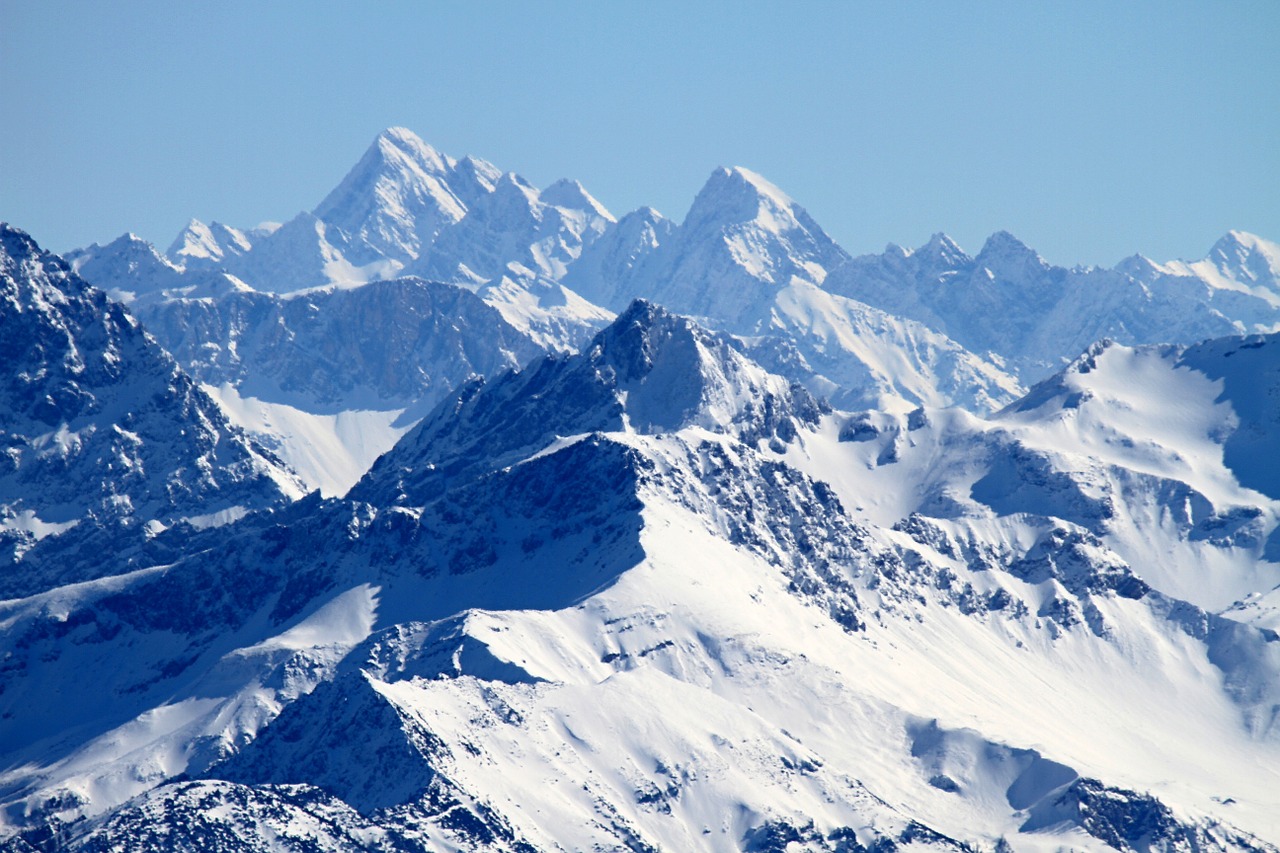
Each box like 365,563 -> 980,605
2,1 -> 1277,266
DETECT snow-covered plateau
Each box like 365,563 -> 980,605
2,126 -> 1279,852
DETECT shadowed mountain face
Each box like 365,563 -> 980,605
6,127 -> 1280,850
133,276 -> 543,413
76,129 -> 1280,435
351,299 -> 826,509
2,291 -> 1279,850
0,224 -> 303,596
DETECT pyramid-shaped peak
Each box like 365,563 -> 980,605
975,231 -> 1047,269
915,233 -> 970,267
1209,229 -> 1278,259
629,206 -> 667,223
169,217 -> 212,246
0,222 -> 49,267
922,232 -> 966,256
372,126 -> 451,173
696,166 -> 794,213
725,166 -> 792,199
593,298 -> 682,341
608,297 -> 679,334
978,230 -> 1034,255
586,300 -> 718,387
1114,252 -> 1161,278
683,165 -> 823,239
1206,229 -> 1280,281
540,178 -> 614,221
312,128 -> 478,264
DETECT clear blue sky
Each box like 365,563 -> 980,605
2,1 -> 1277,266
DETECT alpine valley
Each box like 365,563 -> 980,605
2,127 -> 1279,852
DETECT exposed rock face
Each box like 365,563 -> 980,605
0,224 -> 303,595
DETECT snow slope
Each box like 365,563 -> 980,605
77,132 -> 1024,420
0,224 -> 304,597
134,277 -> 547,495
3,305 -> 1277,851
825,231 -> 1280,382
559,165 -> 1025,413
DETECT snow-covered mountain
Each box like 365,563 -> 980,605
65,131 -> 1016,419
584,166 -> 851,325
11,123 -> 1280,852
60,131 -> 626,491
133,277 -> 548,495
77,128 -> 1278,422
3,303 -> 1278,851
311,125 -> 500,269
57,125 -> 1280,488
0,224 -> 304,597
155,128 -> 612,301
560,166 -> 1025,413
824,230 -> 1280,382
65,233 -> 252,304
166,219 -> 275,272
410,173 -> 614,286
561,205 -> 676,309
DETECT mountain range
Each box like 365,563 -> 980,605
2,126 -> 1279,852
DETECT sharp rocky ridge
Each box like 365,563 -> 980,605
3,126 -> 1280,851
0,223 -> 304,597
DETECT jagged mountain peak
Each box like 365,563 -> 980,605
559,207 -> 676,310
411,168 -> 614,286
166,218 -> 220,263
973,230 -> 1051,285
627,166 -> 851,326
684,165 -> 803,234
917,232 -> 970,266
449,153 -> 504,206
1207,230 -> 1280,282
456,152 -> 500,175
372,125 -> 449,171
680,165 -> 849,271
590,297 -> 699,379
607,206 -> 674,247
351,299 -> 821,507
975,229 -> 1040,262
2,221 -> 73,289
62,231 -> 185,297
540,177 -> 614,221
489,170 -> 541,206
165,218 -> 255,267
92,231 -> 169,258
310,129 -> 474,265
0,226 -> 304,591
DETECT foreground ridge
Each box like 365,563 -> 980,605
1,286 -> 1278,850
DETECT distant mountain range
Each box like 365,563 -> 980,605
2,126 -> 1279,851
